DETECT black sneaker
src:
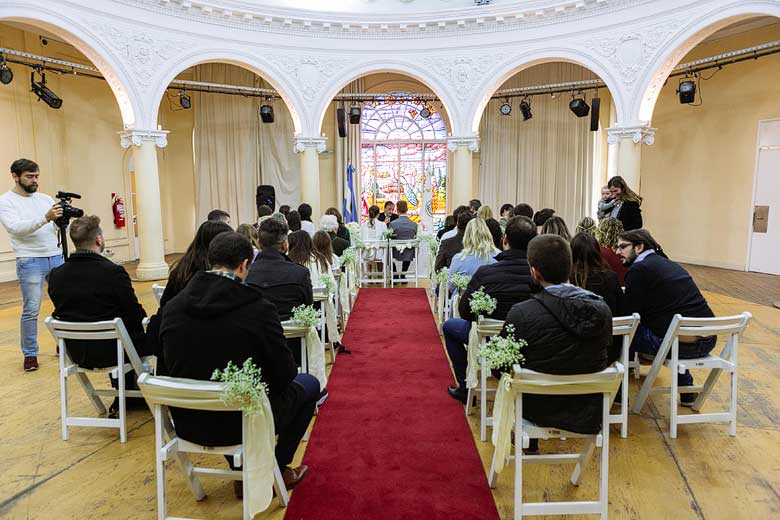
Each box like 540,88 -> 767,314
23,356 -> 39,372
680,393 -> 697,407
316,389 -> 329,407
447,385 -> 468,404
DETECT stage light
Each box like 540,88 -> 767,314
0,55 -> 12,85
349,106 -> 361,124
30,71 -> 62,109
569,95 -> 590,118
677,79 -> 696,104
179,91 -> 191,109
420,107 -> 432,119
260,104 -> 274,123
519,98 -> 532,121
499,98 -> 512,116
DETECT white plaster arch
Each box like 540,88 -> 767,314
147,49 -> 306,135
0,5 -> 141,128
634,1 -> 780,124
468,48 -> 627,134
312,60 -> 460,137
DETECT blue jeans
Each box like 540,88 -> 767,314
16,255 -> 64,357
443,318 -> 471,389
293,373 -> 321,402
630,324 -> 717,387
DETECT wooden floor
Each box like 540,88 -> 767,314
0,268 -> 779,519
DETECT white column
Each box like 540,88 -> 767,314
447,135 -> 479,210
606,124 -> 656,193
606,100 -> 619,181
119,129 -> 170,281
294,136 -> 327,219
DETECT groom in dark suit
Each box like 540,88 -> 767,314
388,200 -> 417,280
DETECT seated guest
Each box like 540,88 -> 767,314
476,205 -> 503,250
498,203 -> 514,227
576,216 -> 597,236
445,216 -> 536,402
377,200 -> 398,223
435,210 -> 471,272
288,230 -> 332,286
325,207 -> 351,245
447,218 -> 498,294
286,210 -> 302,232
468,198 -> 482,216
48,215 -> 153,416
236,223 -> 260,262
501,234 -> 612,436
513,203 -> 534,220
160,232 -> 317,491
616,229 -> 715,405
361,205 -> 387,262
532,208 -> 555,229
257,205 -> 273,218
388,200 -> 418,279
207,209 -> 231,225
596,217 -> 627,285
271,212 -> 287,224
541,215 -> 571,241
313,230 -> 340,271
437,215 -> 455,240
298,203 -> 316,237
320,214 -> 349,256
571,232 -> 623,362
278,205 -> 291,218
440,205 -> 469,241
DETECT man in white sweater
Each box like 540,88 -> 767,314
0,159 -> 64,371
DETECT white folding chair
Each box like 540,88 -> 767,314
389,239 -> 420,288
489,363 -> 624,519
45,317 -> 155,443
632,312 -> 752,438
609,314 -> 640,438
137,373 -> 288,520
359,242 -> 387,287
466,318 -> 505,442
152,284 -> 166,305
313,288 -> 336,363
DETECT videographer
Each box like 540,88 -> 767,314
0,159 -> 64,372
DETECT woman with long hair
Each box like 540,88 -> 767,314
286,210 -> 302,232
541,215 -> 571,241
576,216 -> 597,236
313,230 -> 339,270
437,214 -> 456,240
448,218 -> 499,294
325,207 -> 351,245
499,203 -> 514,228
361,204 -> 387,263
607,175 -> 643,230
570,232 -> 622,316
236,223 -> 260,262
477,205 -> 503,250
288,230 -> 332,287
595,217 -> 627,285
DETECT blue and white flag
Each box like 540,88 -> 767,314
343,163 -> 358,223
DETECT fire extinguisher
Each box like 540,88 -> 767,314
112,193 -> 126,228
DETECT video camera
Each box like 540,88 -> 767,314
54,191 -> 84,259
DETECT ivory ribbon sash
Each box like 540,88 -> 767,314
283,322 -> 328,389
466,322 -> 480,389
324,297 -> 341,344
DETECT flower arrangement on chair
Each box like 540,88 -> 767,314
469,287 -> 497,318
211,358 -> 269,415
478,324 -> 527,376
292,304 -> 319,328
450,273 -> 472,293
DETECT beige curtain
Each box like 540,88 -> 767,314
335,78 -> 364,221
193,64 -> 299,225
478,63 -> 597,227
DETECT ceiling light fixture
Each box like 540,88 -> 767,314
30,70 -> 62,109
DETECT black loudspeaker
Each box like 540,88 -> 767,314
260,104 -> 274,123
590,97 -> 601,132
337,108 -> 347,138
349,106 -> 361,124
256,185 -> 276,212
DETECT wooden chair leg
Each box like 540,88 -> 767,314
692,367 -> 722,412
487,447 -> 500,488
571,436 -> 597,486
480,357 -> 488,442
75,372 -> 106,415
60,357 -> 69,441
729,369 -> 738,437
274,462 -> 290,506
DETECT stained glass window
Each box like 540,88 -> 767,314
359,100 -> 448,231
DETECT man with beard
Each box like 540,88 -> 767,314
0,159 -> 64,371
615,228 -> 715,406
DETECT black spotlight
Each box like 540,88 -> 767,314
30,71 -> 62,109
499,99 -> 512,116
420,107 -> 432,119
519,98 -> 532,121
677,79 -> 696,104
179,91 -> 191,109
0,56 -> 12,85
349,106 -> 361,124
260,104 -> 275,123
569,96 -> 590,118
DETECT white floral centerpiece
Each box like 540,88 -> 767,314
450,272 -> 472,292
478,324 -> 527,375
211,358 -> 269,415
381,229 -> 395,240
434,267 -> 449,287
346,222 -> 364,249
339,246 -> 358,267
320,274 -> 336,296
420,234 -> 440,258
469,287 -> 497,317
292,304 -> 319,328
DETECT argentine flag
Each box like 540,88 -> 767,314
343,163 -> 358,223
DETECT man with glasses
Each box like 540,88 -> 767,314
615,229 -> 715,406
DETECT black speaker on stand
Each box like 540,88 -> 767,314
337,107 -> 347,138
256,185 -> 276,213
590,97 -> 601,132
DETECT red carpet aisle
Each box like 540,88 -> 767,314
284,288 -> 499,520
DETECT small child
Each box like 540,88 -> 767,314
597,186 -> 616,221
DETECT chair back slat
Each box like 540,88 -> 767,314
138,373 -> 238,412
511,363 -> 624,396
476,318 -> 504,336
612,313 -> 640,336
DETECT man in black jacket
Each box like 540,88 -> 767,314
501,234 -> 612,435
434,211 -> 471,272
160,232 -> 317,491
616,229 -> 715,404
444,216 -> 536,403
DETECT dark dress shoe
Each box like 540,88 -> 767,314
283,465 -> 309,489
233,480 -> 243,499
447,385 -> 468,404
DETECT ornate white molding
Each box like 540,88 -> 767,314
446,135 -> 479,153
606,125 -> 655,146
267,55 -> 351,103
293,137 -> 327,154
426,53 -> 510,101
119,129 -> 170,148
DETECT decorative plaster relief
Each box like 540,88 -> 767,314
293,136 -> 327,153
267,55 -> 351,103
446,135 -> 479,153
119,129 -> 170,148
426,53 -> 509,101
606,125 -> 655,146
88,19 -> 191,89
583,18 -> 684,86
